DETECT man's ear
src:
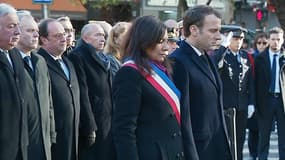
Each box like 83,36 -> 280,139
40,36 -> 48,45
82,34 -> 88,43
189,25 -> 199,37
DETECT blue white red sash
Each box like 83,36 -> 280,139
123,60 -> 181,125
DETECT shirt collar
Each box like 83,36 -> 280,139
269,49 -> 280,57
186,42 -> 204,56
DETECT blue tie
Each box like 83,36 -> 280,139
270,54 -> 278,92
57,59 -> 70,80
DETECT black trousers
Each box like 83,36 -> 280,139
258,94 -> 285,160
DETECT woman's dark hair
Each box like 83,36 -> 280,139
122,15 -> 171,74
183,5 -> 221,37
253,32 -> 268,49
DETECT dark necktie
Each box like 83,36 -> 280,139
24,56 -> 33,71
270,54 -> 278,92
57,59 -> 70,80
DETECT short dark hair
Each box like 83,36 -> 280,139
38,18 -> 56,45
183,5 -> 221,37
122,15 -> 170,73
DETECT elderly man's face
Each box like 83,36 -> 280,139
0,13 -> 20,50
84,25 -> 105,51
18,16 -> 39,52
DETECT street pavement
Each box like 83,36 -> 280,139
243,129 -> 278,160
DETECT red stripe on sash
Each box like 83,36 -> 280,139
124,63 -> 181,125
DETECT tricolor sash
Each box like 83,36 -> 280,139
123,60 -> 181,125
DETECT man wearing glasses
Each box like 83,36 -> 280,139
37,18 -> 80,160
57,16 -> 75,56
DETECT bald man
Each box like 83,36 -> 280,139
69,23 -> 115,160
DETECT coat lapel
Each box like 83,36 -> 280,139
82,39 -> 108,72
37,48 -> 69,81
189,46 -> 218,88
262,50 -> 271,83
0,50 -> 14,74
90,50 -> 108,72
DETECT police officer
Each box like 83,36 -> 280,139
213,27 -> 255,160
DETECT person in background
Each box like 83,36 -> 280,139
57,16 -> 75,56
68,23 -> 114,160
247,32 -> 268,160
212,28 -> 255,160
167,29 -> 179,54
16,10 -> 56,160
103,21 -> 130,78
164,19 -> 179,38
252,32 -> 268,57
89,20 -> 112,42
112,15 -> 191,160
170,5 -> 232,160
37,18 -> 80,160
0,3 -> 29,160
255,27 -> 285,160
164,19 -> 179,54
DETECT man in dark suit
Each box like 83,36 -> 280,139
170,5 -> 232,160
255,27 -> 285,160
16,11 -> 56,160
37,18 -> 80,160
0,3 -> 29,160
213,28 -> 255,160
69,23 -> 114,160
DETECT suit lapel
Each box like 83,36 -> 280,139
38,48 -> 69,81
9,48 -> 21,76
190,49 -> 218,88
0,50 -> 14,74
262,50 -> 271,83
90,50 -> 108,72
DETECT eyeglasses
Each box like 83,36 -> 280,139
64,28 -> 75,34
49,32 -> 66,40
257,41 -> 267,45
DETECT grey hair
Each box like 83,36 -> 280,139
16,10 -> 32,22
57,16 -> 71,22
0,3 -> 17,17
81,23 -> 102,37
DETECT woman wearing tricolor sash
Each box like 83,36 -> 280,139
112,16 -> 195,160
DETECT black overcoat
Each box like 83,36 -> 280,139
0,48 -> 29,160
38,48 -> 80,160
170,40 -> 232,160
69,39 -> 114,160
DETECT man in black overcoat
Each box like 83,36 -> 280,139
37,18 -> 80,160
69,23 -> 114,160
0,3 -> 29,160
170,5 -> 232,160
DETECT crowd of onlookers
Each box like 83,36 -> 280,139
1,2 -> 285,160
